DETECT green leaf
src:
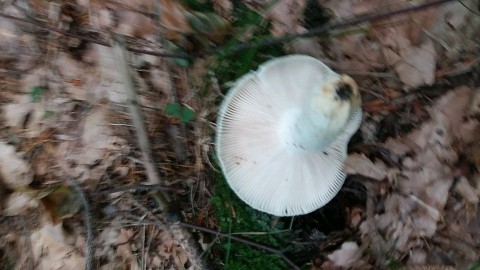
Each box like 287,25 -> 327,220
174,58 -> 190,68
165,102 -> 182,117
30,86 -> 45,103
165,102 -> 196,123
164,40 -> 190,67
43,110 -> 54,119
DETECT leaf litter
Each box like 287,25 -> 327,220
0,0 -> 480,269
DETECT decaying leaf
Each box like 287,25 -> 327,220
344,153 -> 388,180
4,191 -> 39,216
327,241 -> 362,268
159,0 -> 191,41
2,94 -> 45,137
0,141 -> 33,189
212,0 -> 233,18
267,0 -> 306,36
39,185 -> 82,224
30,221 -> 86,270
384,38 -> 437,89
454,176 -> 479,221
366,86 -> 480,257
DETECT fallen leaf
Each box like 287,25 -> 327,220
40,185 -> 82,224
454,176 -> 479,220
4,191 -> 39,216
0,142 -> 33,189
327,241 -> 362,268
362,99 -> 397,113
344,153 -> 388,180
386,38 -> 437,89
212,0 -> 233,18
267,0 -> 306,36
30,221 -> 86,270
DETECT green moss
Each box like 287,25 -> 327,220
211,171 -> 295,270
205,3 -> 302,269
211,2 -> 284,83
0,248 -> 14,270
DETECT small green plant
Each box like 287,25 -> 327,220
29,86 -> 45,103
469,262 -> 480,270
165,102 -> 196,123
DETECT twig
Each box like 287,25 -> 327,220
111,35 -> 172,211
457,0 -> 480,16
0,12 -> 189,59
153,0 -> 188,163
178,222 -> 301,270
112,34 -> 207,269
0,0 -> 455,59
92,184 -> 185,196
206,0 -> 456,55
68,177 -> 94,270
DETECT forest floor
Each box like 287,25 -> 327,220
0,0 -> 479,269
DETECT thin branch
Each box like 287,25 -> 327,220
92,184 -> 185,196
111,35 -> 172,211
210,0 -> 455,55
178,222 -> 301,270
68,177 -> 94,270
0,12 -> 189,59
112,35 -> 207,269
457,0 -> 480,16
0,0 -> 455,59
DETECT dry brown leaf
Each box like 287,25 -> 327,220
116,9 -> 155,37
0,142 -> 33,189
40,185 -> 83,224
0,16 -> 38,71
344,153 -> 388,180
367,87 -> 479,259
430,0 -> 480,60
89,44 -> 128,103
470,88 -> 480,116
117,228 -> 137,264
362,99 -> 397,113
385,38 -> 436,89
212,0 -> 233,18
290,37 -> 324,58
406,249 -> 427,265
327,241 -> 362,268
322,0 -> 393,18
173,244 -> 189,269
2,94 -> 45,137
30,221 -> 86,270
471,142 -> 480,172
55,106 -> 127,183
267,0 -> 306,36
159,0 -> 191,41
454,176 -> 479,220
4,191 -> 39,216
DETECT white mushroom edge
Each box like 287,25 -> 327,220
216,55 -> 362,216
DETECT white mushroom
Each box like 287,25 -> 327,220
216,55 -> 362,216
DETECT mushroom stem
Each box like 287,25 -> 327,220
279,75 -> 358,152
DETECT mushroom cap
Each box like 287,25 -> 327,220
216,55 -> 362,216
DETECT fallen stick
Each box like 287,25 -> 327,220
111,35 -> 206,269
